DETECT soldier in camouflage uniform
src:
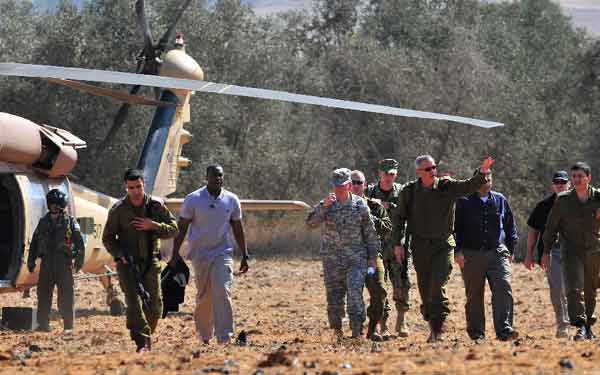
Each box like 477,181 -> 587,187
350,170 -> 392,341
392,155 -> 493,342
103,169 -> 178,352
27,189 -> 85,333
307,168 -> 380,339
366,159 -> 410,338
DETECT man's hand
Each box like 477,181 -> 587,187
394,245 -> 405,263
368,259 -> 377,269
480,156 -> 495,174
454,253 -> 465,269
541,252 -> 551,272
323,193 -> 336,207
74,258 -> 84,273
524,254 -> 535,270
239,257 -> 249,274
131,217 -> 158,231
168,253 -> 182,268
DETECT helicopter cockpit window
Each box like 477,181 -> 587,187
33,135 -> 60,170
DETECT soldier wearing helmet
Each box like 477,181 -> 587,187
27,188 -> 85,333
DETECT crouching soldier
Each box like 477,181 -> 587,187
103,168 -> 178,352
27,189 -> 84,333
307,168 -> 380,339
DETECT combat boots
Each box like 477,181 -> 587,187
427,320 -> 444,343
350,320 -> 363,339
366,320 -> 383,342
332,328 -> 344,341
380,317 -> 392,341
395,312 -> 409,338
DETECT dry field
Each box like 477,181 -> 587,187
1,258 -> 599,374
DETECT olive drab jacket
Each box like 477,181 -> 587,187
27,212 -> 85,271
102,194 -> 178,261
364,197 -> 393,242
543,186 -> 600,256
391,172 -> 488,248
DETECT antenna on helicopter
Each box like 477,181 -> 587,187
96,0 -> 194,154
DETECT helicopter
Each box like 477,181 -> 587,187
0,0 -> 503,315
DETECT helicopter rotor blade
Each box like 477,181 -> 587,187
0,63 -> 504,128
135,0 -> 154,56
156,0 -> 194,53
43,78 -> 174,106
96,85 -> 142,153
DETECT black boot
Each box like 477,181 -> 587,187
366,320 -> 382,342
574,325 -> 588,341
350,320 -> 363,339
586,317 -> 597,340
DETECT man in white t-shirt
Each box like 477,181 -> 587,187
170,165 -> 249,345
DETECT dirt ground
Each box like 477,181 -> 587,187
1,259 -> 599,374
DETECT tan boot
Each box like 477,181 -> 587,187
380,318 -> 392,341
396,312 -> 409,338
333,328 -> 344,341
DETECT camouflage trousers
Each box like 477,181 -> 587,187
322,252 -> 367,329
382,244 -> 411,321
117,258 -> 162,349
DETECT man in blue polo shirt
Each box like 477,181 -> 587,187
170,165 -> 249,345
454,170 -> 518,341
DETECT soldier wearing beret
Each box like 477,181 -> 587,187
307,168 -> 381,339
366,158 -> 410,338
391,155 -> 493,342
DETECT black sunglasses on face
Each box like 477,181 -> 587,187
351,180 -> 365,185
419,165 -> 437,172
553,180 -> 568,185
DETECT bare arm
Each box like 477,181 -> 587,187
230,219 -> 248,258
526,228 -> 539,259
170,217 -> 191,263
231,219 -> 249,274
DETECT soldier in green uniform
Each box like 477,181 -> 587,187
542,162 -> 600,341
103,169 -> 178,352
351,170 -> 392,341
366,159 -> 409,338
27,189 -> 85,333
392,155 -> 493,342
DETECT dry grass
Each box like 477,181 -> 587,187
1,259 -> 599,374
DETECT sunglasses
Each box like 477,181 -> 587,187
351,180 -> 365,185
552,180 -> 568,185
418,165 -> 437,172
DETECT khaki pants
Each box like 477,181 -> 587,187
193,255 -> 234,343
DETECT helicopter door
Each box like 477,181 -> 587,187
0,174 -> 24,284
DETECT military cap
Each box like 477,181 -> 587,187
378,159 -> 398,174
330,168 -> 352,187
